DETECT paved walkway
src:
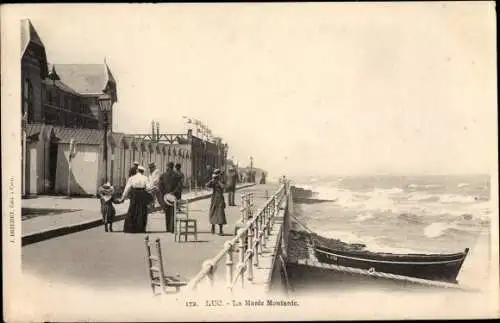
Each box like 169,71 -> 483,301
21,184 -> 252,238
22,184 -> 280,293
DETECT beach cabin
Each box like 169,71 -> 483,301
53,127 -> 106,196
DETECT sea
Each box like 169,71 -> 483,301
289,174 -> 494,299
292,174 -> 491,254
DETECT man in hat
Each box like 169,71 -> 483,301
226,166 -> 238,206
159,162 -> 179,233
128,161 -> 139,178
147,162 -> 162,208
173,163 -> 185,211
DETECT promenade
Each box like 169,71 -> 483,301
21,184 -> 252,245
22,183 -> 280,293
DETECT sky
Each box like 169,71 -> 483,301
4,2 -> 497,177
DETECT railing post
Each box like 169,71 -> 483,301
225,241 -> 234,292
240,193 -> 247,223
238,228 -> 246,288
261,206 -> 268,249
247,224 -> 254,282
258,208 -> 264,252
253,218 -> 260,267
273,194 -> 278,216
267,198 -> 273,235
246,193 -> 252,220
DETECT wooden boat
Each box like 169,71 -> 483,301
312,239 -> 469,284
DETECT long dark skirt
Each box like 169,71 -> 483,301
123,188 -> 152,233
209,191 -> 227,225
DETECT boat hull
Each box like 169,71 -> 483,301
313,244 -> 469,284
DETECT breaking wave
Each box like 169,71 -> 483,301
313,229 -> 419,254
295,183 -> 490,220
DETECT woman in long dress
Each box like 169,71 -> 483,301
119,166 -> 152,233
206,170 -> 227,235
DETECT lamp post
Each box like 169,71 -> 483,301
98,94 -> 113,184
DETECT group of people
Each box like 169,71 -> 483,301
97,160 -> 240,236
97,161 -> 184,233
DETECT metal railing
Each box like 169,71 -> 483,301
186,183 -> 288,291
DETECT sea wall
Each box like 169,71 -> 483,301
268,184 -> 295,294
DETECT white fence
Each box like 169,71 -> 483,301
186,183 -> 288,291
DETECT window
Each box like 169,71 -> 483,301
47,89 -> 53,104
54,92 -> 60,108
23,78 -> 33,122
65,96 -> 71,110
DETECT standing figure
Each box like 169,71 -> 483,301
226,166 -> 238,206
259,172 -> 267,184
97,182 -> 121,232
159,162 -> 178,233
174,163 -> 185,211
206,169 -> 227,235
146,162 -> 162,209
128,161 -> 139,178
119,165 -> 152,233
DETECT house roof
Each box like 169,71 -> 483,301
21,19 -> 45,56
53,127 -> 105,145
21,19 -> 49,77
43,78 -> 81,95
50,64 -> 114,95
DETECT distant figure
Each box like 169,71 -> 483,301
226,167 -> 238,206
174,163 -> 185,211
97,182 -> 121,232
259,172 -> 267,184
146,162 -> 162,208
119,166 -> 152,233
206,169 -> 227,235
128,161 -> 139,178
159,162 -> 178,233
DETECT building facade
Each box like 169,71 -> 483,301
21,19 -> 119,196
21,19 -> 229,196
131,129 -> 227,188
21,20 -> 117,131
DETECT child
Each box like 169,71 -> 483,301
97,182 -> 122,232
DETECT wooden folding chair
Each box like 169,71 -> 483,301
144,236 -> 187,294
174,199 -> 198,242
